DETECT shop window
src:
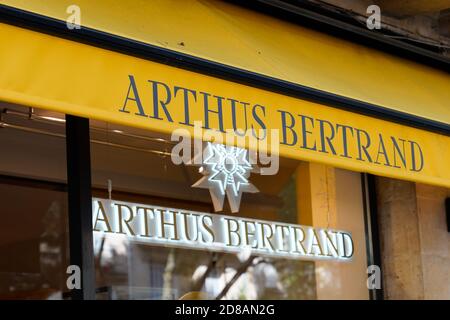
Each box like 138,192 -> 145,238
90,121 -> 370,300
0,104 -> 68,299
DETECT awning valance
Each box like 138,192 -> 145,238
1,0 -> 449,128
0,23 -> 449,187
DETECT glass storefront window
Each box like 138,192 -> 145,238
0,104 -> 68,299
90,121 -> 370,300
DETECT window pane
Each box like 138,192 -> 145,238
90,121 -> 369,300
0,104 -> 68,299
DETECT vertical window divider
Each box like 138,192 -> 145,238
361,173 -> 384,300
65,115 -> 96,300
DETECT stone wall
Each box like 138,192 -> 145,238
376,177 -> 450,299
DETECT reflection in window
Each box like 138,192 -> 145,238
94,239 -> 316,300
0,105 -> 68,299
91,120 -> 369,300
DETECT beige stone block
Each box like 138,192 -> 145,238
382,253 -> 424,299
416,183 -> 448,200
417,198 -> 449,258
421,255 -> 450,300
379,200 -> 421,256
376,177 -> 416,203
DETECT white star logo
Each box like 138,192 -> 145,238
190,142 -> 259,213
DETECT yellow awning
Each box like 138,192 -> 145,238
1,0 -> 449,126
0,23 -> 449,188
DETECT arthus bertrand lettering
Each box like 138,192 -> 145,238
92,198 -> 354,262
118,75 -> 424,173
